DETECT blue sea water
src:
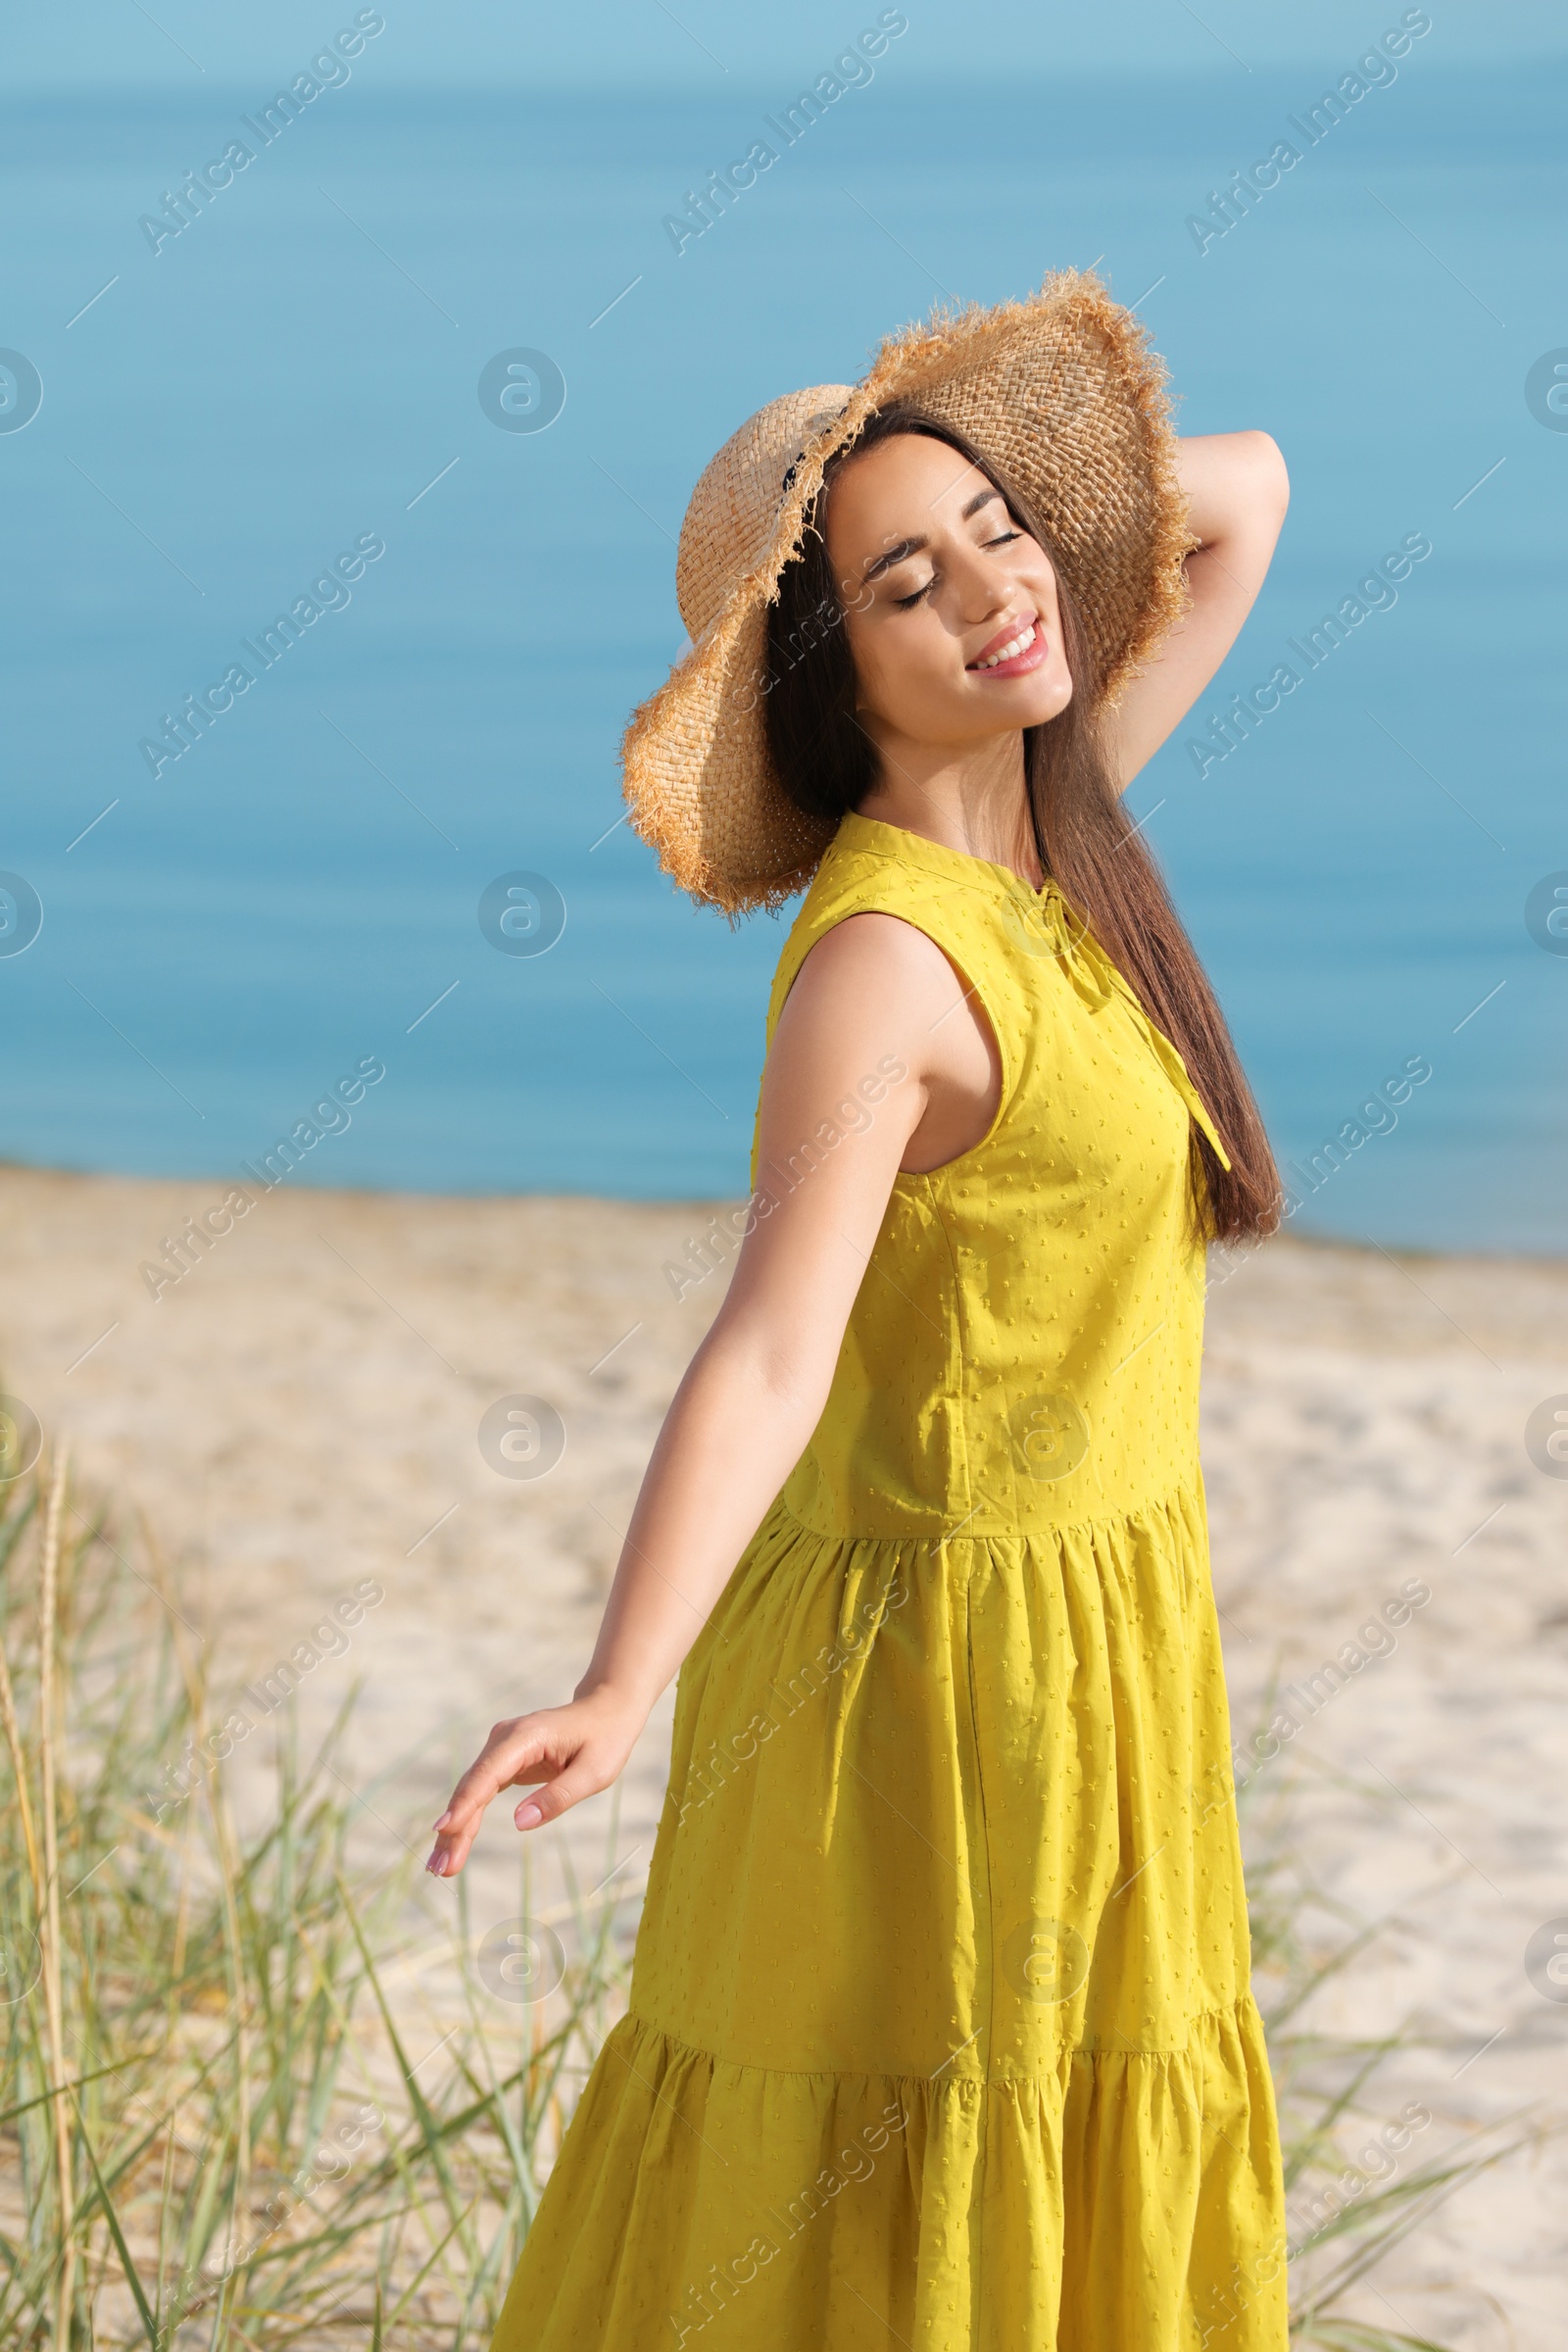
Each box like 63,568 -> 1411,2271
0,58 -> 1564,1251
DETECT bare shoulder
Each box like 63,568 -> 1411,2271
770,909 -> 998,1175
789,907 -> 960,1008
778,908 -> 978,1072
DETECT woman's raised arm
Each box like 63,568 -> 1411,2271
1104,429 -> 1291,789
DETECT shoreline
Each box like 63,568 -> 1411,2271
2,1152 -> 1561,1271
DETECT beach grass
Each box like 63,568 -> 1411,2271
0,1454 -> 634,2347
0,1455 -> 1529,2346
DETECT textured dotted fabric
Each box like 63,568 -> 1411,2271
491,811 -> 1289,2351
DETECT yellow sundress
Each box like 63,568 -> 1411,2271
492,808 -> 1289,2350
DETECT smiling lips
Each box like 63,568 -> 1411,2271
966,612 -> 1045,678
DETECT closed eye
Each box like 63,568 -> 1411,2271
891,528 -> 1024,608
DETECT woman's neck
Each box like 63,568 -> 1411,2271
853,727 -> 1043,889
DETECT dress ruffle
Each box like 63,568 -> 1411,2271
498,2000 -> 1287,2350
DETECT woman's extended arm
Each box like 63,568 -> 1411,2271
1104,429 -> 1290,789
424,913 -> 990,1876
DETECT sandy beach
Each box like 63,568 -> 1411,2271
2,1162 -> 1564,2348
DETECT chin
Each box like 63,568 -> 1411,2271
1019,674 -> 1074,727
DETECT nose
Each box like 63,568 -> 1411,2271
946,536 -> 1011,625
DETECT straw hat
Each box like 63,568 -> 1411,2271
620,269 -> 1194,916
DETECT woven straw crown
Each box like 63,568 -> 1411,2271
622,270 -> 1194,916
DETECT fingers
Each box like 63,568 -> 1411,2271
513,1762 -> 600,1832
425,1743 -> 619,1874
422,1700 -> 640,1879
424,1712 -> 595,1876
424,1721 -> 557,1878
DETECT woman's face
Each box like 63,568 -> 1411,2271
821,431 -> 1074,755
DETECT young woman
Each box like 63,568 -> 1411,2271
430,273 -> 1292,2349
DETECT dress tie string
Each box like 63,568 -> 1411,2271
1015,889 -> 1234,1176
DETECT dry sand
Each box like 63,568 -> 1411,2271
1,1162 -> 1564,2347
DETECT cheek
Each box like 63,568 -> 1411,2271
846,613 -> 928,711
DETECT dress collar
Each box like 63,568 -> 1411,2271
832,808 -> 1062,906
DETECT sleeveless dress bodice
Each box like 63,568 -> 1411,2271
759,810 -> 1230,1541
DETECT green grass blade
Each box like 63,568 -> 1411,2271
73,2102 -> 160,2349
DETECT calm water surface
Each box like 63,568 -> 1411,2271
1,68 -> 1563,1251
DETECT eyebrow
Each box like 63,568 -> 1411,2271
858,486 -> 1002,583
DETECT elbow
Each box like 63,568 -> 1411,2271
697,1307 -> 839,1428
754,1340 -> 837,1423
1243,429 -> 1291,520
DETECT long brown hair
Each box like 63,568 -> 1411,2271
761,404 -> 1281,1244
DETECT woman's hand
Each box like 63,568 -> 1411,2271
424,1686 -> 647,1878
